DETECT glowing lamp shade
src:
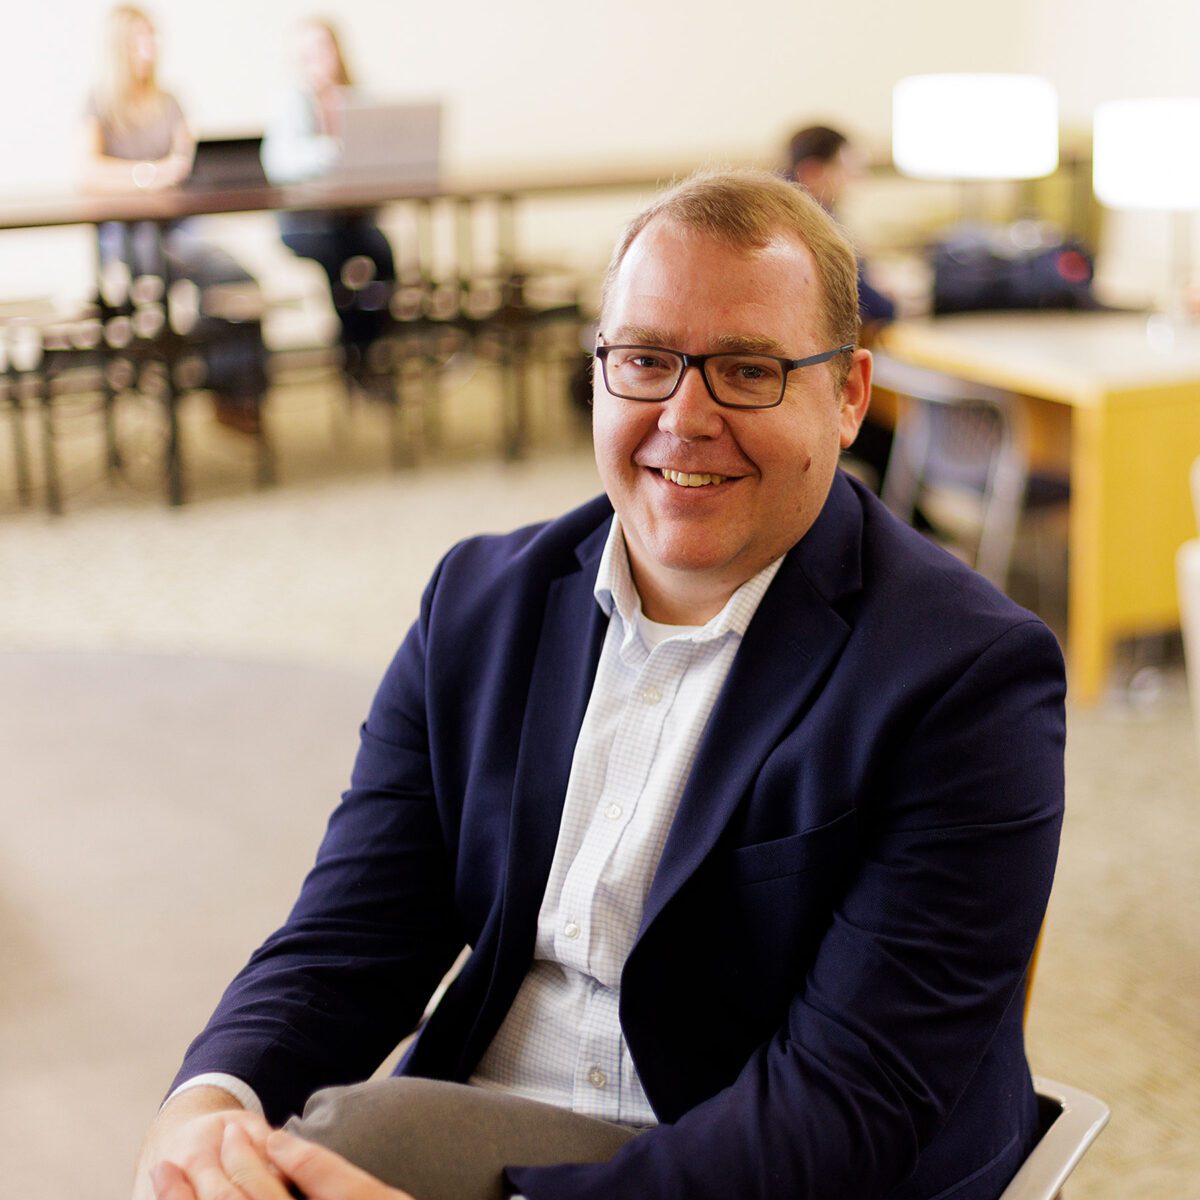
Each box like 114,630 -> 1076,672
1093,98 -> 1200,211
892,74 -> 1059,180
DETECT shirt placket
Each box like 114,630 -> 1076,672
559,637 -> 688,1118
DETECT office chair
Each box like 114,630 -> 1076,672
996,1076 -> 1110,1200
875,352 -> 1068,596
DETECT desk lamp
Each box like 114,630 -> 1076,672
892,73 -> 1059,186
1093,97 -> 1200,338
890,74 -> 1061,313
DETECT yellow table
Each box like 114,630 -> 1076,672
881,311 -> 1200,703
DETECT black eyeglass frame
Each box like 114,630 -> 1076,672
593,340 -> 855,410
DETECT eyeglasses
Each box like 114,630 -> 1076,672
594,340 -> 854,410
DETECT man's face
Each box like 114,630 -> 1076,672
795,146 -> 865,210
593,216 -> 870,623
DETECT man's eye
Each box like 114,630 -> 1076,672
734,363 -> 769,380
628,354 -> 670,370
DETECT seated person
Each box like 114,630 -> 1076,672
82,4 -> 268,435
260,18 -> 396,379
789,124 -> 896,486
134,169 -> 1065,1200
788,123 -> 896,330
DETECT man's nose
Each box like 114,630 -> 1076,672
657,363 -> 725,440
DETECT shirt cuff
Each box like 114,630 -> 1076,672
164,1072 -> 265,1116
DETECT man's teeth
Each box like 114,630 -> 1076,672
660,469 -> 727,487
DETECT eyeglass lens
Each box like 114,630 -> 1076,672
603,347 -> 784,407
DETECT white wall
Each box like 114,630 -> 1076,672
2,0 -> 1040,189
1025,0 -> 1200,303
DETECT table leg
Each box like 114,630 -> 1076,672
1068,385 -> 1200,702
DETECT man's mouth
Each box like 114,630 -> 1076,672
659,469 -> 728,487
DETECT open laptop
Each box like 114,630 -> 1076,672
184,136 -> 270,192
320,101 -> 442,188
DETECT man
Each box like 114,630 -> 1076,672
789,125 -> 898,492
135,169 -> 1065,1200
787,123 -> 896,329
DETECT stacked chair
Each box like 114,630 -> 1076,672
354,195 -> 582,467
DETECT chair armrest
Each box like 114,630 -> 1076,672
998,1076 -> 1110,1200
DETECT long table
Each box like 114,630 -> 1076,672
881,310 -> 1200,703
0,167 -> 680,506
0,163 -> 680,238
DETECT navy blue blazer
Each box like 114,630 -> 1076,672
175,473 -> 1065,1199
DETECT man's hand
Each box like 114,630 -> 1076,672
150,1124 -> 416,1200
132,1086 -> 272,1200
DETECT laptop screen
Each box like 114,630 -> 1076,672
185,137 -> 269,192
332,101 -> 442,185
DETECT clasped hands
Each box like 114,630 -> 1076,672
136,1095 -> 413,1200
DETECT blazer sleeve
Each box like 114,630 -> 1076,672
169,559 -> 466,1123
509,617 -> 1066,1199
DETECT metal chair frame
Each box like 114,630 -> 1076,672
876,351 -> 1032,590
997,1076 -> 1110,1200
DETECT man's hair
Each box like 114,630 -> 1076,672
599,168 -> 860,383
788,125 -> 849,171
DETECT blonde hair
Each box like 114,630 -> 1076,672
302,18 -> 354,87
95,5 -> 163,133
600,168 -> 861,384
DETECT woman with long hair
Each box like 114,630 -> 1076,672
83,5 -> 268,435
261,17 -> 396,381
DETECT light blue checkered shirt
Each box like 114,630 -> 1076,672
470,517 -> 781,1124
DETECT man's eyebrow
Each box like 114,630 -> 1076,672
711,333 -> 789,355
605,328 -> 792,355
606,325 -> 672,346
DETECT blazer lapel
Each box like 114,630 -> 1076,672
639,473 -> 866,935
493,522 -> 610,955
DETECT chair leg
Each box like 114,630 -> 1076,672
161,372 -> 185,507
387,363 -> 417,470
500,327 -> 531,462
36,374 -> 63,516
7,382 -> 34,507
103,381 -> 122,480
254,412 -> 275,490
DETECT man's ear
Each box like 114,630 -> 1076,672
838,348 -> 873,449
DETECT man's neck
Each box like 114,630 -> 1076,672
630,565 -> 739,627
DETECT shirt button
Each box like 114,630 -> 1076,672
604,802 -> 623,820
640,685 -> 662,705
563,921 -> 581,940
587,1066 -> 607,1089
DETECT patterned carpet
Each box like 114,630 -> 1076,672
1,376 -> 1196,1198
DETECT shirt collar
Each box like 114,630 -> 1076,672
593,516 -> 783,646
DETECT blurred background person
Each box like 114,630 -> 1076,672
788,123 -> 895,490
788,123 -> 896,333
260,17 -> 396,386
81,4 -> 269,434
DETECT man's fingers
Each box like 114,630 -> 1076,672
151,1161 -> 198,1200
188,1158 -> 253,1200
266,1129 -> 414,1199
218,1124 -> 287,1200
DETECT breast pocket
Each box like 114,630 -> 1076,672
728,808 -> 858,885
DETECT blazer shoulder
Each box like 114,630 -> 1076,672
424,493 -> 612,628
826,478 -> 1066,703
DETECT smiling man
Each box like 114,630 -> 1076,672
135,171 -> 1065,1200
